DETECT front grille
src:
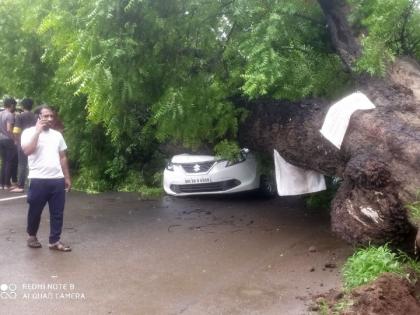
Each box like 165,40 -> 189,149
170,179 -> 241,193
181,161 -> 215,173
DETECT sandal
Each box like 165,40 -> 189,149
27,236 -> 42,248
10,187 -> 24,193
49,241 -> 72,252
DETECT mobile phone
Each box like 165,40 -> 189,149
39,115 -> 48,130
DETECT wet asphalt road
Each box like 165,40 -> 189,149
0,190 -> 352,315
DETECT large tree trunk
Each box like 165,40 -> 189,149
238,0 -> 420,248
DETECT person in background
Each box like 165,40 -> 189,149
9,103 -> 19,187
11,98 -> 37,193
51,106 -> 64,133
21,105 -> 72,251
0,97 -> 17,190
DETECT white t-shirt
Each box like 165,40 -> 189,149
21,127 -> 68,179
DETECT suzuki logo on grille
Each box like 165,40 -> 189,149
193,164 -> 201,172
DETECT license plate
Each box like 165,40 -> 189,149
185,177 -> 211,184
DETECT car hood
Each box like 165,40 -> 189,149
171,154 -> 218,164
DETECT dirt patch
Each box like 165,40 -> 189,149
312,273 -> 420,315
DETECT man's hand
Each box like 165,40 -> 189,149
65,177 -> 72,192
35,118 -> 47,133
60,151 -> 71,192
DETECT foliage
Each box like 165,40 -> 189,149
317,299 -> 330,315
318,243 -> 420,314
398,249 -> 420,275
0,0 -> 52,99
407,200 -> 420,219
342,244 -> 407,289
229,0 -> 350,99
348,0 -> 420,75
316,297 -> 354,315
332,298 -> 354,314
305,190 -> 334,210
406,191 -> 420,223
305,176 -> 341,210
116,170 -> 163,199
214,140 -> 241,161
0,0 -> 418,191
73,168 -> 112,194
136,186 -> 164,200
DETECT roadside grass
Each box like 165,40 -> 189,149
73,169 -> 164,199
316,297 -> 353,315
333,298 -> 354,314
116,170 -> 163,199
406,192 -> 420,224
317,299 -> 330,315
316,244 -> 420,314
135,186 -> 164,200
342,244 -> 412,290
73,177 -> 109,194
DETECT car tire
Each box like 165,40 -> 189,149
259,175 -> 276,198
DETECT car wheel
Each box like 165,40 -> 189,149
259,175 -> 276,197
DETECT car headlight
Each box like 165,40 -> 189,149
225,156 -> 246,167
225,148 -> 250,167
166,161 -> 174,171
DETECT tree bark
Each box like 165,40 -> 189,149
238,0 -> 420,248
317,0 -> 361,70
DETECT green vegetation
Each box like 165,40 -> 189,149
348,0 -> 420,75
408,201 -> 420,219
316,244 -> 420,314
342,244 -> 419,289
317,299 -> 330,315
0,0 -> 419,191
316,297 -> 354,315
332,298 -> 354,314
305,177 -> 341,210
214,140 -> 242,161
305,191 -> 334,210
406,191 -> 420,223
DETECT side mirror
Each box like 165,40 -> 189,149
240,148 -> 250,158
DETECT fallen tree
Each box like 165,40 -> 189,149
1,0 -> 418,247
239,0 -> 420,248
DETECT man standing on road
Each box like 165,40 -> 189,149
21,105 -> 72,252
0,97 -> 17,190
11,98 -> 37,193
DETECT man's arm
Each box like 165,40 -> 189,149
6,121 -> 13,133
21,119 -> 46,155
6,113 -> 14,139
59,150 -> 71,192
13,115 -> 22,144
21,129 -> 42,155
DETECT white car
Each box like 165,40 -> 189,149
163,149 -> 275,196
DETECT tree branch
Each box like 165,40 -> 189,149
317,0 -> 361,70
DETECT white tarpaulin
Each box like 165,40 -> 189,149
320,92 -> 376,149
274,150 -> 326,196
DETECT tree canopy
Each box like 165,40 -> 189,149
0,0 -> 419,191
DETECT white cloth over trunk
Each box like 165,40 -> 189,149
274,150 -> 326,196
320,92 -> 376,149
